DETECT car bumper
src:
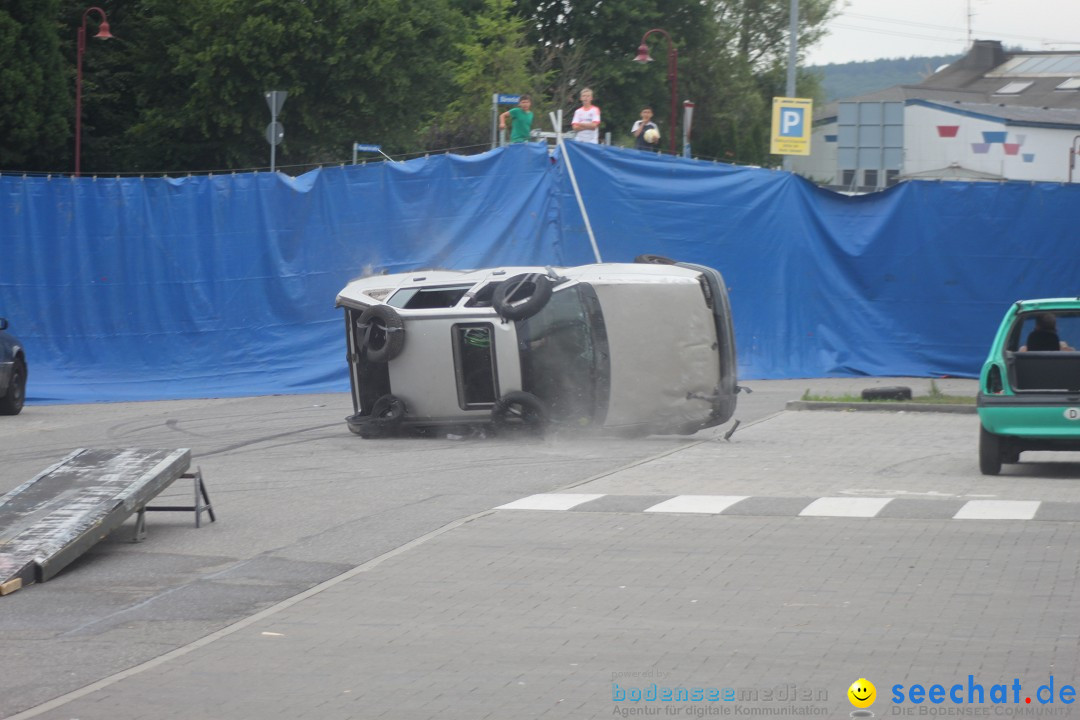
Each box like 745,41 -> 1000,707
978,393 -> 1080,437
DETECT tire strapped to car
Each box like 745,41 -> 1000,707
492,273 -> 553,321
357,305 -> 405,362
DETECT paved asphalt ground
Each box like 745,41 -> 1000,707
2,378 -> 1080,719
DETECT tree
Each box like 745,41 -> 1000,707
65,0 -> 467,173
425,0 -> 550,152
512,0 -> 836,164
0,0 -> 71,171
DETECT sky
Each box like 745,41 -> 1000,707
806,0 -> 1080,66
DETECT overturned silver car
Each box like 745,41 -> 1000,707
334,260 -> 738,437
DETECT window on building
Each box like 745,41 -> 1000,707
841,169 -> 856,187
886,170 -> 900,187
863,169 -> 879,188
994,81 -> 1034,95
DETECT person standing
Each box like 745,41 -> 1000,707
499,95 -> 534,143
571,88 -> 601,143
631,106 -> 659,151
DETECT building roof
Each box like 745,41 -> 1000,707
907,99 -> 1080,130
818,40 -> 1080,121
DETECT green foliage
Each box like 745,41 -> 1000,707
62,0 -> 465,173
4,0 -> 845,172
426,0 -> 548,151
0,0 -> 70,170
514,0 -> 837,165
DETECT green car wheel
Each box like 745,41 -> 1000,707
979,425 -> 1002,476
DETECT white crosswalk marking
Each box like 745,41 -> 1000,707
799,497 -> 894,517
495,493 -> 605,511
644,495 -> 749,514
953,500 -> 1040,520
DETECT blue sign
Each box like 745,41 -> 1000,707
496,94 -> 522,104
354,143 -> 381,152
778,107 -> 805,138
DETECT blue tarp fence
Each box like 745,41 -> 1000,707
2,141 -> 1079,404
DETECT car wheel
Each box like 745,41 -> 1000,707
634,254 -> 677,265
349,394 -> 406,438
1002,446 -> 1021,464
979,425 -> 1003,476
0,358 -> 25,416
357,305 -> 405,362
492,391 -> 547,433
493,274 -> 553,321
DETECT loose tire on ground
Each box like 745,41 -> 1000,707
492,391 -> 547,433
0,358 -> 25,415
357,305 -> 405,362
979,424 -> 1003,475
492,274 -> 553,321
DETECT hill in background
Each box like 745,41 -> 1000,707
810,55 -> 962,102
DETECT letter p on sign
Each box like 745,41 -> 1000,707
780,108 -> 804,137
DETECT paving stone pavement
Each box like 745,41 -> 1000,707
9,401 -> 1080,720
15,511 -> 1080,720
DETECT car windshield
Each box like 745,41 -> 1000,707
516,284 -> 609,424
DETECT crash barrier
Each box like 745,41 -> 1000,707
2,142 -> 1080,403
0,448 -> 214,595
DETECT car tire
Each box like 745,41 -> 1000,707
634,254 -> 677,265
349,394 -> 406,438
979,425 -> 1003,476
493,274 -> 553,321
492,391 -> 547,433
0,358 -> 26,416
357,305 -> 405,362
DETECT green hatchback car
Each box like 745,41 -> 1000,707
978,298 -> 1080,475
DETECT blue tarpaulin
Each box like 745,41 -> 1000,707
2,141 -> 1078,404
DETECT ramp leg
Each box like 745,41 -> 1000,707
133,509 -> 148,543
143,467 -> 216,529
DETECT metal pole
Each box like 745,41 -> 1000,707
1070,135 -> 1080,182
270,103 -> 277,172
668,43 -> 678,155
75,22 -> 85,177
554,109 -> 602,264
783,0 -> 799,172
491,93 -> 498,150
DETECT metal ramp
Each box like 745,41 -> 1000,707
0,448 -> 209,595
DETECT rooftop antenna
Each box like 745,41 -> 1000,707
966,0 -> 973,47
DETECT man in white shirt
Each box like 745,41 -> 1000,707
571,88 -> 601,143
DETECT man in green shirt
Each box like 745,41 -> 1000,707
499,95 -> 534,143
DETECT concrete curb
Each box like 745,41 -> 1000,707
785,400 -> 977,415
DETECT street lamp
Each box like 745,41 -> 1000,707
634,28 -> 678,155
75,6 -> 113,176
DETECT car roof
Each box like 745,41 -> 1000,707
1014,298 -> 1080,311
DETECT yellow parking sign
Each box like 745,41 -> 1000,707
771,97 -> 813,156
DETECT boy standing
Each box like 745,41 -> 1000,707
631,107 -> 659,150
499,95 -> 534,143
571,88 -> 601,143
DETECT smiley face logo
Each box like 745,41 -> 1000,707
848,678 -> 876,709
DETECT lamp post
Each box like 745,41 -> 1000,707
634,29 -> 678,155
75,6 -> 113,176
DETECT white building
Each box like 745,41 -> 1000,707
793,41 -> 1080,190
